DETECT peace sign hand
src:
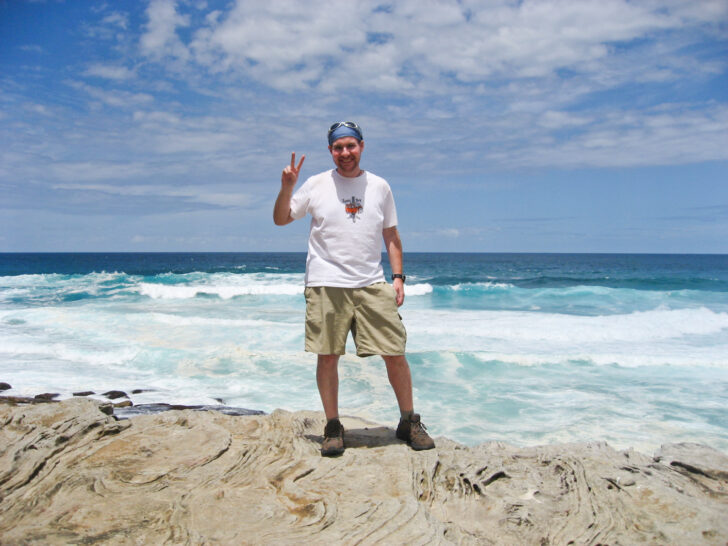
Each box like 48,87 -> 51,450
281,152 -> 305,188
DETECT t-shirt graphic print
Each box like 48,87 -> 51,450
343,195 -> 363,222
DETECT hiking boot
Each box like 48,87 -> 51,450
321,418 -> 345,457
396,413 -> 435,451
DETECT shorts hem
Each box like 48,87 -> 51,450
305,346 -> 346,356
356,351 -> 406,358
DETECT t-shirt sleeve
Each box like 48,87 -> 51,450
382,184 -> 398,228
289,178 -> 311,220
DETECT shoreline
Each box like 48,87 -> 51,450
2,383 -> 727,457
1,397 -> 727,543
0,382 -> 265,418
0,393 -> 266,419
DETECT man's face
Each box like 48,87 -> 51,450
329,136 -> 364,177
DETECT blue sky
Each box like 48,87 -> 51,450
1,0 -> 727,253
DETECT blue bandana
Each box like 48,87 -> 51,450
328,125 -> 363,146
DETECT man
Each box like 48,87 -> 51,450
273,121 -> 435,456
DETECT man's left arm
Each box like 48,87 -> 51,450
382,226 -> 405,307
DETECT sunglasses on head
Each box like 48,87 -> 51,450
328,121 -> 363,139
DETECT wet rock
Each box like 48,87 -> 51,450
73,391 -> 96,397
0,395 -> 36,405
0,382 -> 11,391
102,390 -> 128,400
113,403 -> 264,419
33,393 -> 60,401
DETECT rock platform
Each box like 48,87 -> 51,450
1,398 -> 726,544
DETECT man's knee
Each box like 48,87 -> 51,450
383,354 -> 408,368
317,354 -> 340,368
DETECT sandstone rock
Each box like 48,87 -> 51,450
0,400 -> 725,544
655,442 -> 728,482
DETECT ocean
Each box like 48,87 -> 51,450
1,252 -> 727,454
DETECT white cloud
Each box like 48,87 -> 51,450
438,228 -> 460,238
167,0 -> 724,97
140,0 -> 190,61
53,182 -> 256,208
50,162 -> 149,182
19,44 -> 43,53
508,103 -> 728,168
539,111 -> 593,129
188,2 -> 373,91
84,64 -> 135,81
132,110 -> 181,124
23,103 -> 51,116
102,12 -> 129,29
67,81 -> 153,108
129,109 -> 260,156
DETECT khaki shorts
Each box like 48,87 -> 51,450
304,282 -> 407,357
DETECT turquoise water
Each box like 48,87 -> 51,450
1,252 -> 727,453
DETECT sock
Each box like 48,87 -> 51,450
400,409 -> 414,421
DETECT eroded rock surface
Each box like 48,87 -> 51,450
1,399 -> 726,544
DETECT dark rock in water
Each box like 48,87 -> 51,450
0,382 -> 11,391
214,398 -> 225,404
34,393 -> 60,401
102,390 -> 129,400
0,395 -> 37,405
131,389 -> 154,394
114,403 -> 265,419
73,391 -> 96,397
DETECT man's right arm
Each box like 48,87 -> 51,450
273,152 -> 305,226
273,185 -> 295,226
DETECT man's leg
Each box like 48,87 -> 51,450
382,354 -> 413,414
317,354 -> 340,420
384,354 -> 435,451
318,354 -> 345,456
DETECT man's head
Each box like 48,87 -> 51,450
327,121 -> 363,146
328,121 -> 365,178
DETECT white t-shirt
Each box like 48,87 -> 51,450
290,169 -> 398,287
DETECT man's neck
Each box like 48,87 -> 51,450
336,168 -> 364,178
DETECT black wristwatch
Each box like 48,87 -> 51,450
391,274 -> 406,283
